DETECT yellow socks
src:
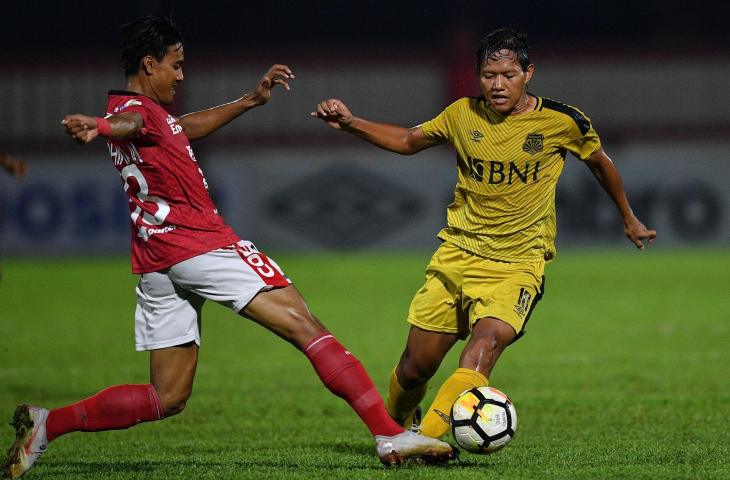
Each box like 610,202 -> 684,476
386,368 -> 427,428
386,366 -> 489,437
421,368 -> 488,439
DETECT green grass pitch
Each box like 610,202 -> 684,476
1,249 -> 728,479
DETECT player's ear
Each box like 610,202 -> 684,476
141,55 -> 156,76
524,64 -> 535,84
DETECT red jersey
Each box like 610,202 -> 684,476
106,91 -> 240,273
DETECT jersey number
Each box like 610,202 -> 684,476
232,242 -> 286,281
120,164 -> 171,229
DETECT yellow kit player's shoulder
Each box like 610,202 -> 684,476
538,97 -> 593,136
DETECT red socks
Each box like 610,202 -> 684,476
46,384 -> 163,442
44,338 -> 401,442
304,333 -> 403,437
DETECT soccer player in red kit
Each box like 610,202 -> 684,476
1,16 -> 455,478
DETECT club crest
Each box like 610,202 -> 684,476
522,133 -> 544,155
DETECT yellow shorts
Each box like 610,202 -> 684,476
407,242 -> 545,340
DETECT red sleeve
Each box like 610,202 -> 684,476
122,104 -> 163,145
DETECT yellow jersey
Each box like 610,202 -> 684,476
420,95 -> 601,262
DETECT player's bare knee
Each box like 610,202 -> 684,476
472,329 -> 510,358
157,388 -> 192,417
474,333 -> 501,353
471,319 -> 515,352
164,401 -> 187,417
461,330 -> 511,375
397,359 -> 435,388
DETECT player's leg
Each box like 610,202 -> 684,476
459,316 -> 517,377
2,270 -> 203,479
387,242 -> 464,430
420,258 -> 546,439
387,326 -> 458,428
166,242 -> 455,465
242,285 -> 403,436
242,283 -> 456,465
150,342 -> 199,417
239,283 -> 326,347
42,342 -> 199,441
179,240 -> 401,436
2,351 -> 196,480
139,269 -> 205,419
419,317 -> 512,438
3,380 -> 165,480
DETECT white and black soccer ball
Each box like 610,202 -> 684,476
450,386 -> 517,454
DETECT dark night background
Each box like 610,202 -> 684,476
3,1 -> 728,56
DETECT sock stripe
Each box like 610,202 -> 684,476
350,386 -> 382,413
303,333 -> 334,353
146,384 -> 164,420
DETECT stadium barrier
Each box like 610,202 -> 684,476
1,142 -> 727,255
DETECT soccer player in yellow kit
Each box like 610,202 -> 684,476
312,27 -> 656,440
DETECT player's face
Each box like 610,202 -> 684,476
478,50 -> 534,115
149,43 -> 185,105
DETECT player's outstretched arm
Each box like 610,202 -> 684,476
311,98 -> 440,155
177,64 -> 294,142
585,148 -> 657,250
0,152 -> 27,179
62,113 -> 144,144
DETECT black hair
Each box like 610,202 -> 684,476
121,15 -> 183,77
475,27 -> 530,72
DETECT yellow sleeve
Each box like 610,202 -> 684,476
419,99 -> 467,143
564,108 -> 601,161
419,110 -> 451,142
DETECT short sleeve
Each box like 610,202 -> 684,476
419,98 -> 467,143
564,109 -> 601,161
122,104 -> 163,144
420,110 -> 450,142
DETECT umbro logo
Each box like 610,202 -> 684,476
470,130 -> 484,143
434,409 -> 451,424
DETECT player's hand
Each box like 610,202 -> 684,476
624,216 -> 656,250
250,64 -> 294,105
0,154 -> 27,179
310,99 -> 354,130
62,114 -> 100,144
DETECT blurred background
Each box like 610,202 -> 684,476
1,0 -> 729,256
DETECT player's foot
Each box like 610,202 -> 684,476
2,405 -> 49,479
375,429 -> 458,467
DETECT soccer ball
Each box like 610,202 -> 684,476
450,386 -> 517,454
